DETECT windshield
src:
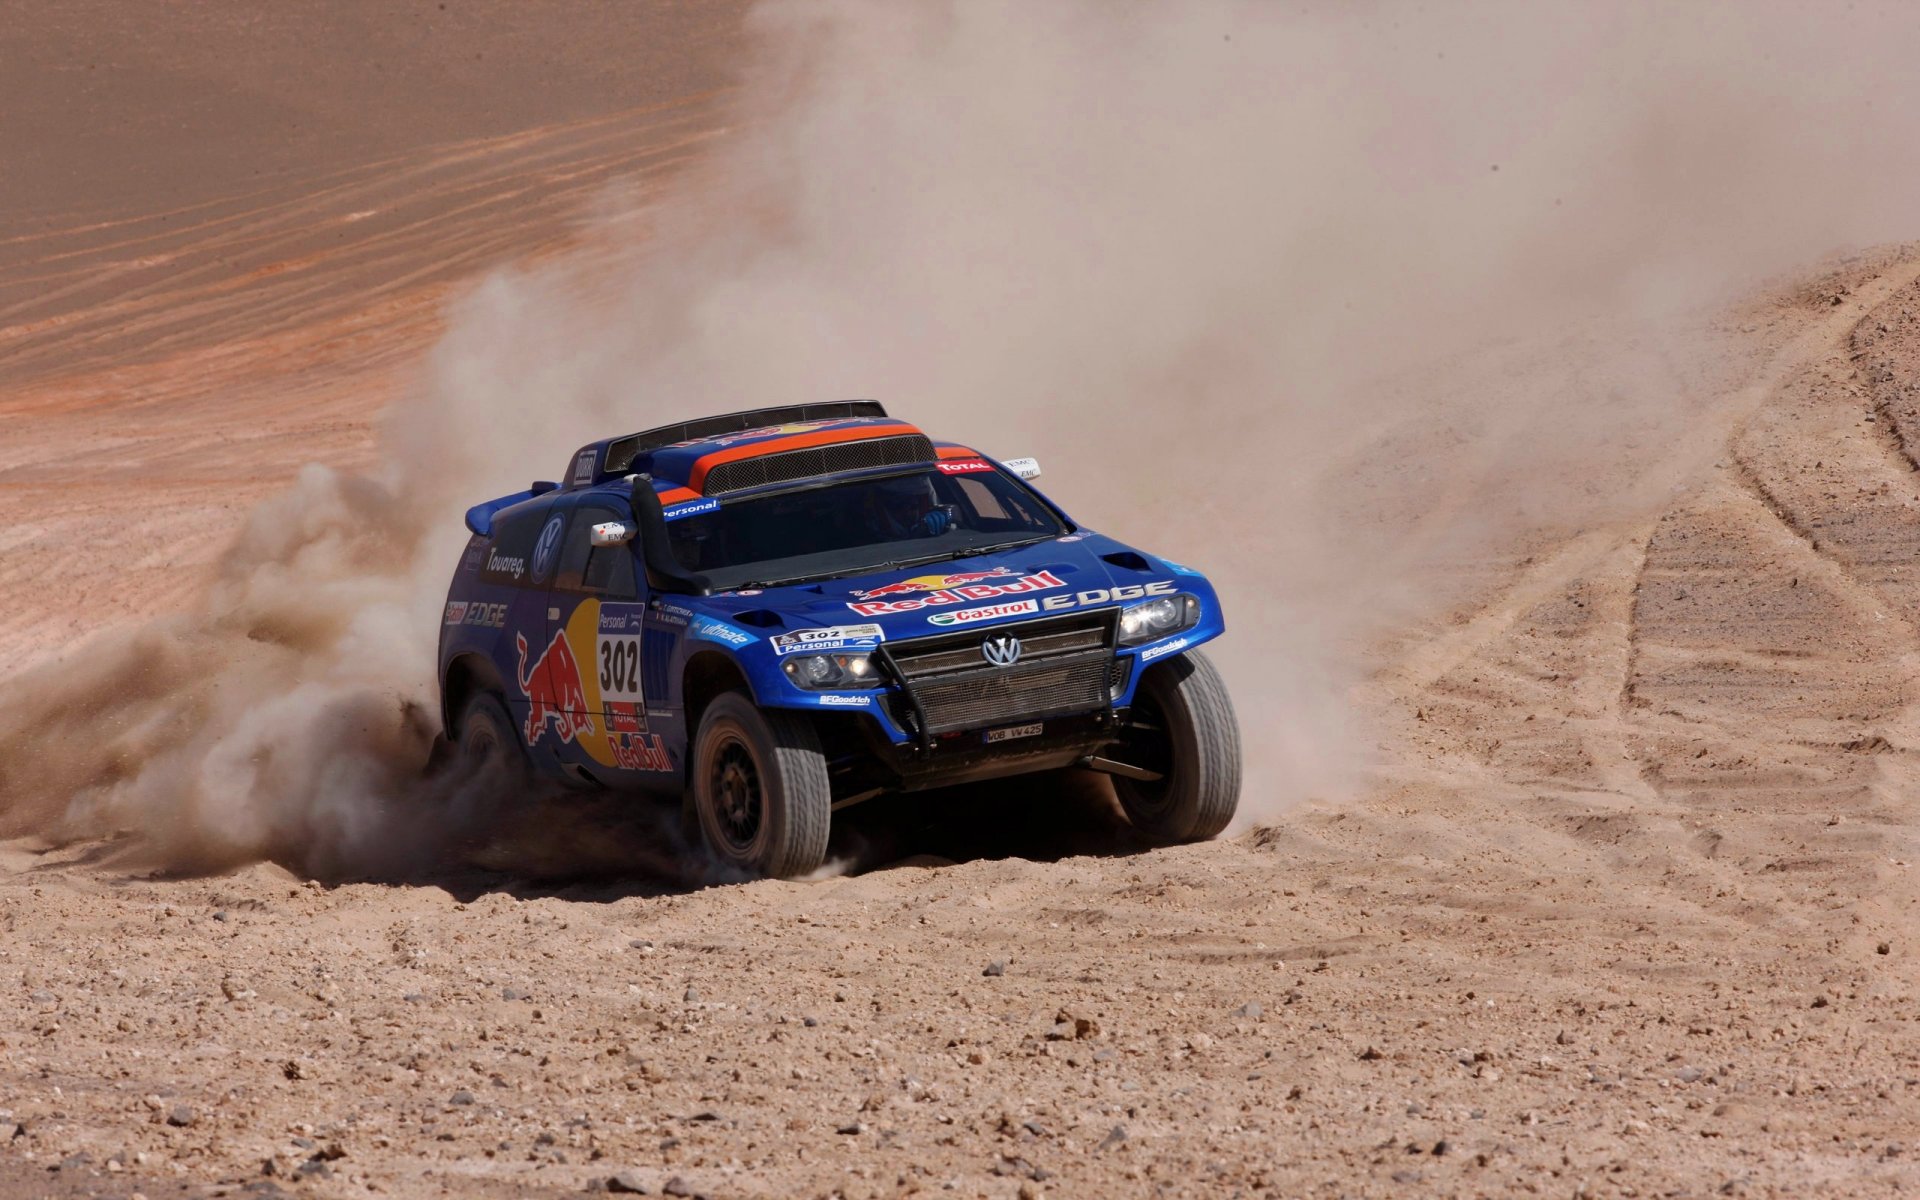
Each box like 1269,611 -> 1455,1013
667,464 -> 1068,591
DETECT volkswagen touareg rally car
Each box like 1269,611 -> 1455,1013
439,401 -> 1240,878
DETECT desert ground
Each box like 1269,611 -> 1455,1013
6,6 -> 1920,1200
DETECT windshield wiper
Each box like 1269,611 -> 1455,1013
731,575 -> 824,591
938,536 -> 1050,561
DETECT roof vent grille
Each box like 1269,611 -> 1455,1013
703,434 -> 935,495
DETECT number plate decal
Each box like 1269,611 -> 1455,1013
596,603 -> 649,704
983,722 -> 1043,744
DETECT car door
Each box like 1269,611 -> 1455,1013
543,500 -> 675,784
481,499 -> 579,774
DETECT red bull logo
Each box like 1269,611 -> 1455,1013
515,630 -> 599,747
853,567 -> 1016,600
848,569 -> 1068,616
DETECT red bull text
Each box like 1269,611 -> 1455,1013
847,570 -> 1068,616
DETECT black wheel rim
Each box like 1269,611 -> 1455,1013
1116,691 -> 1177,815
707,734 -> 765,855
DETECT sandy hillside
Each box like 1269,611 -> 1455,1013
7,5 -> 1920,1200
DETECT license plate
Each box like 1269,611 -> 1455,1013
983,722 -> 1043,744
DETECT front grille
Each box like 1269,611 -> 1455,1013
885,609 -> 1116,735
702,434 -> 935,495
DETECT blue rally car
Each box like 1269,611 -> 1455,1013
439,401 -> 1241,878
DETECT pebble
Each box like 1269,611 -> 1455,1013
1095,1124 -> 1127,1152
983,961 -> 1006,977
606,1170 -> 653,1194
450,1090 -> 476,1106
662,1178 -> 695,1198
803,1017 -> 819,1028
502,988 -> 528,1001
28,990 -> 54,1005
1232,1001 -> 1263,1019
629,939 -> 654,951
836,1121 -> 865,1135
683,986 -> 700,1003
1676,1067 -> 1704,1083
165,1105 -> 197,1128
213,911 -> 229,922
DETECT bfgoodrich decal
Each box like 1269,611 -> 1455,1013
1139,636 -> 1190,662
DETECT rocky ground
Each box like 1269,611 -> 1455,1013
7,5 -> 1920,1199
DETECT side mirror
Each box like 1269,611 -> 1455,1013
590,520 -> 636,547
1001,457 -> 1042,480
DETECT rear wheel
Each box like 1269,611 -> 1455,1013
690,693 -> 831,879
1112,650 -> 1241,842
456,691 -> 530,785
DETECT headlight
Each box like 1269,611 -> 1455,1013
782,652 -> 884,690
1117,593 -> 1200,646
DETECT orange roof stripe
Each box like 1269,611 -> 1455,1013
687,423 -> 923,492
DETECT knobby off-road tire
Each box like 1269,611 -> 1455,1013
690,693 -> 831,879
457,691 -> 531,784
1114,649 -> 1242,843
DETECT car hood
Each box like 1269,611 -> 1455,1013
686,533 -> 1191,642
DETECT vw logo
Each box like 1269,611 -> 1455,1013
530,514 -> 565,584
981,635 -> 1023,667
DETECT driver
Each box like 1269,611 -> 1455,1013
868,474 -> 952,539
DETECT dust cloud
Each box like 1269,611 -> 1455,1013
7,0 -> 1920,867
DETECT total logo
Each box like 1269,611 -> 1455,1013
935,459 -> 994,474
848,569 -> 1067,616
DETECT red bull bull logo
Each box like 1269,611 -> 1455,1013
848,569 -> 1068,616
515,630 -> 599,747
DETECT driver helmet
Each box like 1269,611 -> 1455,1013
874,473 -> 938,520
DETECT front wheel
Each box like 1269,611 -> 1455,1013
689,693 -> 831,879
1111,649 -> 1242,843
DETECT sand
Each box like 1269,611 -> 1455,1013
4,5 -> 1920,1198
